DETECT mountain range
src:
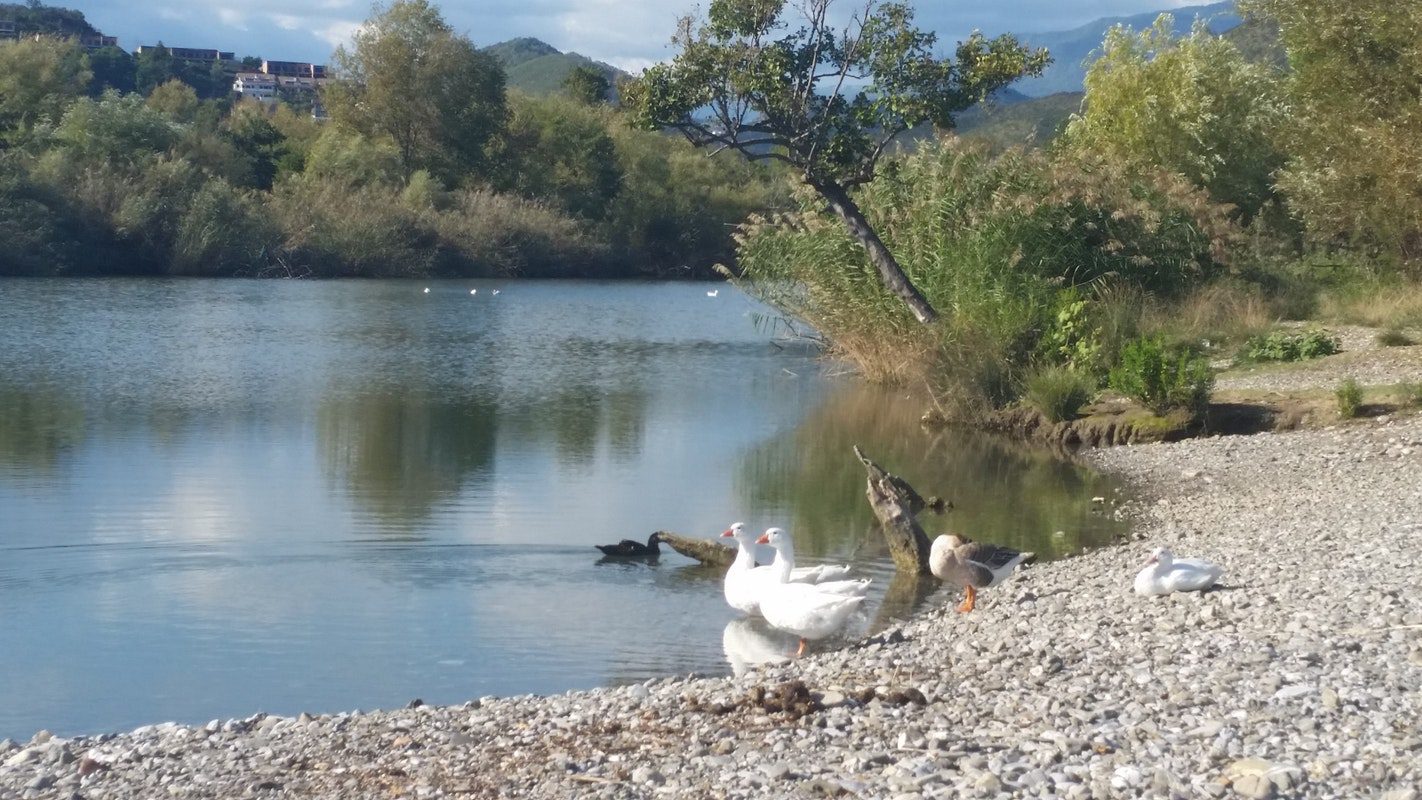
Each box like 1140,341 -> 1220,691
486,2 -> 1244,102
1013,1 -> 1241,96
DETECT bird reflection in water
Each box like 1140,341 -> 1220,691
721,617 -> 797,675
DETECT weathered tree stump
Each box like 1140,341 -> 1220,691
655,531 -> 736,567
854,445 -> 935,575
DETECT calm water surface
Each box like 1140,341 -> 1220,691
0,279 -> 1123,739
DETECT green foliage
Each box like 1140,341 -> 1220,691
953,91 -> 1081,150
0,37 -> 91,141
87,46 -> 135,95
223,103 -> 290,190
604,118 -> 784,275
0,154 -> 77,273
48,91 -> 177,166
1335,378 -> 1362,418
1108,336 -> 1214,416
496,93 -> 621,220
303,127 -> 404,187
146,79 -> 199,122
562,65 -> 610,104
169,179 -> 278,275
1221,16 -> 1287,68
1040,296 -> 1104,375
131,44 -> 227,99
735,136 -> 1237,385
1064,16 -> 1285,220
1237,328 -> 1340,362
1397,381 -> 1422,408
272,175 -> 608,278
0,3 -> 776,279
1023,366 -> 1096,422
325,0 -> 507,183
625,0 -> 1049,320
1243,0 -> 1422,263
626,0 -> 1048,189
0,2 -> 95,36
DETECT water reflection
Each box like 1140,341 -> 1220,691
722,617 -> 795,675
317,390 -> 499,527
736,384 -> 1121,561
0,384 -> 85,474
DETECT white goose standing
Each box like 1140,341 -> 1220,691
754,528 -> 866,657
720,524 -> 863,616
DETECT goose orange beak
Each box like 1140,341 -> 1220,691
755,534 -> 770,545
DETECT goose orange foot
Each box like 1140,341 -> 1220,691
956,585 -> 977,613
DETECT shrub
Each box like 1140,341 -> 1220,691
1377,329 -> 1417,347
1397,381 -> 1422,408
735,137 -> 1239,387
1335,379 -> 1363,419
1238,329 -> 1341,363
1024,366 -> 1096,422
1108,336 -> 1214,416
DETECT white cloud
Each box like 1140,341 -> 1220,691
217,8 -> 248,31
315,19 -> 361,50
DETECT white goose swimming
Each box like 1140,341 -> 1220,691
1133,547 -> 1223,595
720,524 -> 864,616
754,528 -> 866,657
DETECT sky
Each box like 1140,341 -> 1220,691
64,0 -> 1211,71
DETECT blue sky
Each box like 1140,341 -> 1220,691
66,1 -> 1208,70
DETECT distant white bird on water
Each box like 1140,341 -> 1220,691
470,289 -> 477,295
492,289 -> 501,296
707,289 -> 719,297
422,287 -> 430,294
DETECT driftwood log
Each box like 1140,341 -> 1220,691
655,531 -> 737,567
854,445 -> 937,575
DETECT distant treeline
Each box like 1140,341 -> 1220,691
0,1 -> 782,278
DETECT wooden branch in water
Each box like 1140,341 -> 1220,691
655,531 -> 736,567
854,445 -> 935,575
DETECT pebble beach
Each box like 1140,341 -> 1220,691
3,416 -> 1420,799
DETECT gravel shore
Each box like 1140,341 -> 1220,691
3,417 -> 1420,799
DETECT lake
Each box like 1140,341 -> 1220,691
0,279 -> 1122,740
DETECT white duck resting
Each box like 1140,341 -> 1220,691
754,528 -> 866,657
720,524 -> 864,616
1133,547 -> 1223,595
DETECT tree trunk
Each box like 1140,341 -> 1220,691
854,445 -> 935,574
655,531 -> 737,567
814,179 -> 939,324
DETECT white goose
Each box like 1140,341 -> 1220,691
754,528 -> 866,657
1134,547 -> 1223,595
760,527 -> 866,595
720,524 -> 864,616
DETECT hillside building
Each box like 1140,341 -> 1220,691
79,33 -> 118,49
232,72 -> 277,100
260,60 -> 326,79
135,44 -> 235,64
